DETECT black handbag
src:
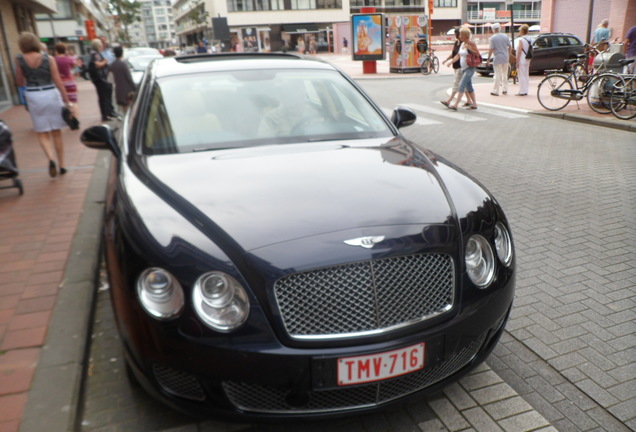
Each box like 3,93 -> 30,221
62,107 -> 80,130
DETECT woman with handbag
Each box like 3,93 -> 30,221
445,27 -> 480,110
15,32 -> 75,177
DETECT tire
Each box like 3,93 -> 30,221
421,58 -> 432,75
587,73 -> 622,114
610,78 -> 636,120
432,57 -> 440,73
478,72 -> 491,77
537,74 -> 572,111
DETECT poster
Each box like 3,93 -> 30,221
242,28 -> 258,53
389,15 -> 428,73
351,13 -> 385,61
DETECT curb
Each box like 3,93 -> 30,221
19,151 -> 109,432
533,110 -> 636,132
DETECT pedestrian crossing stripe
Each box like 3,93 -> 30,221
381,103 -> 529,125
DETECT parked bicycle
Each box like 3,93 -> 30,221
609,58 -> 636,120
420,48 -> 440,75
536,52 -> 622,113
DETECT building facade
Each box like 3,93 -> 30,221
35,0 -> 112,57
139,0 -> 176,49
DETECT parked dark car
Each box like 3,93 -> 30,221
477,32 -> 584,76
80,53 -> 515,420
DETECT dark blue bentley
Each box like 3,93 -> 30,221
81,53 -> 515,419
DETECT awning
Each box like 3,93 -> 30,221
282,24 -> 320,34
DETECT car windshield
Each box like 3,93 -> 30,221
128,55 -> 162,71
141,68 -> 394,154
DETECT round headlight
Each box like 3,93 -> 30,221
137,268 -> 184,319
494,223 -> 513,267
193,272 -> 249,332
465,235 -> 495,288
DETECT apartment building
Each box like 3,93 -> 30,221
139,0 -> 177,49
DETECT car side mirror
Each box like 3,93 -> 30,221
391,107 -> 417,129
81,125 -> 120,158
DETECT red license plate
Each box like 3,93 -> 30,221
337,343 -> 425,386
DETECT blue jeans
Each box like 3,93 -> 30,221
458,67 -> 475,93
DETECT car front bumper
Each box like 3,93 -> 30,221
121,272 -> 514,420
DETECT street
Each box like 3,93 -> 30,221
78,75 -> 635,432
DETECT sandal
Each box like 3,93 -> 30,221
440,100 -> 449,107
466,105 -> 478,110
462,102 -> 471,107
448,105 -> 457,111
49,160 -> 57,178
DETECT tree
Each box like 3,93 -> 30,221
109,0 -> 142,45
187,0 -> 209,32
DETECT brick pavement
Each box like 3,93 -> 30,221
0,79 -> 101,432
1,54 -> 634,432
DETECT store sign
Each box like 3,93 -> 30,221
482,8 -> 496,21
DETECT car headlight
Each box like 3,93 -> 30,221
494,222 -> 513,267
193,272 -> 249,332
137,268 -> 185,319
465,235 -> 495,288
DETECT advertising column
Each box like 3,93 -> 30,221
389,15 -> 428,73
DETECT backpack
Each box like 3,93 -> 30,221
524,38 -> 533,59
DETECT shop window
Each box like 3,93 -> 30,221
434,0 -> 457,7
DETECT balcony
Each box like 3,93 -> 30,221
467,9 -> 541,22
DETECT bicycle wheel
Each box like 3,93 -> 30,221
421,58 -> 432,75
610,78 -> 636,120
586,73 -> 622,114
537,74 -> 572,111
432,56 -> 440,73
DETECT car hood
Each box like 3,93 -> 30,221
141,137 -> 455,252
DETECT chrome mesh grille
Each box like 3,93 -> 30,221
274,254 -> 454,338
223,333 -> 486,414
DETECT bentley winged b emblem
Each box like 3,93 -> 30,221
344,236 -> 385,249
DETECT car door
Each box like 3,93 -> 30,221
529,36 -> 552,73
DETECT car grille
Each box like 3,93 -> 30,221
153,363 -> 206,401
222,332 -> 486,413
273,254 -> 454,339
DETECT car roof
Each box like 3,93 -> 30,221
535,32 -> 581,39
149,53 -> 338,79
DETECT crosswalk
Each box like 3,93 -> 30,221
381,102 -> 529,126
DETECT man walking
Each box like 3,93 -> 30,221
486,23 -> 511,96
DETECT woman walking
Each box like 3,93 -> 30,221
54,42 -> 78,108
440,28 -> 462,107
445,27 -> 479,110
516,24 -> 532,96
15,32 -> 75,177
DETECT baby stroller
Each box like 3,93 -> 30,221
0,120 -> 23,195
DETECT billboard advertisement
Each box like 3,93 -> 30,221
389,15 -> 429,73
351,13 -> 385,61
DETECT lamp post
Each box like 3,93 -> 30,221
506,0 -> 515,47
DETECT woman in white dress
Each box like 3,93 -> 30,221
15,32 -> 75,177
516,24 -> 532,96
